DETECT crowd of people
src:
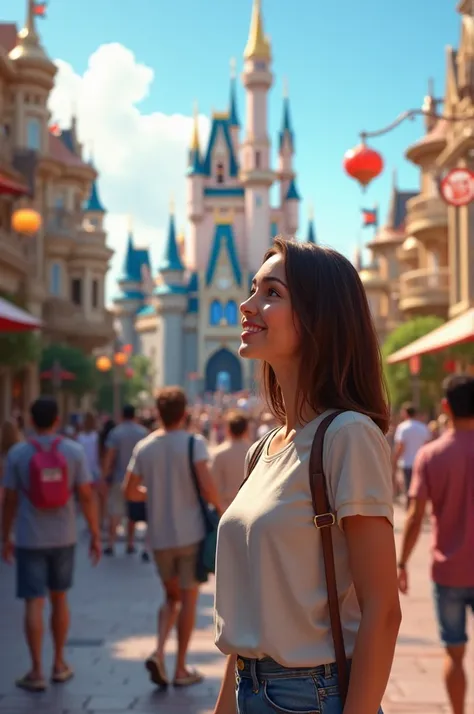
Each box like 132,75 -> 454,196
0,239 -> 472,714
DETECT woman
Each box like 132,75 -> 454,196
0,420 -> 20,506
213,238 -> 401,714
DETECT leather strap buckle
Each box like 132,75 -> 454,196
313,513 -> 336,528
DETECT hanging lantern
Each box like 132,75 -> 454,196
114,351 -> 127,366
124,367 -> 134,379
11,208 -> 42,236
123,343 -> 133,354
96,355 -> 112,372
343,143 -> 384,190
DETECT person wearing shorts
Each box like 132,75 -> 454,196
124,386 -> 222,689
1,397 -> 100,692
398,375 -> 474,714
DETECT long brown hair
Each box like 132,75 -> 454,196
0,420 -> 20,456
260,237 -> 390,433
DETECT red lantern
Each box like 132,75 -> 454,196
343,143 -> 384,190
125,367 -> 134,379
123,343 -> 133,354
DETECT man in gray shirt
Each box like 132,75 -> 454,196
102,404 -> 148,555
1,397 -> 101,692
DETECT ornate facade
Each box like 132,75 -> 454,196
0,1 -> 113,420
361,0 -> 474,344
113,0 -> 315,394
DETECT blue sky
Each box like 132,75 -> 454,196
5,0 -> 460,293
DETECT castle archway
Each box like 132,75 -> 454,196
205,348 -> 242,393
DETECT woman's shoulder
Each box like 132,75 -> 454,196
323,410 -> 390,459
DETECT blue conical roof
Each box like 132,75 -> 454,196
307,218 -> 316,244
120,232 -> 150,283
229,77 -> 240,127
279,97 -> 294,152
86,180 -> 106,213
285,178 -> 301,201
158,213 -> 184,273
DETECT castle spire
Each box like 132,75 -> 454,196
188,102 -> 202,175
158,202 -> 185,273
9,0 -> 49,62
279,78 -> 294,152
307,204 -> 316,244
229,58 -> 240,126
244,0 -> 271,60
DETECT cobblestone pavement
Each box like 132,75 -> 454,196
0,507 -> 472,713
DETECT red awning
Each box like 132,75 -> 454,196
0,173 -> 29,197
386,308 -> 474,364
0,297 -> 42,332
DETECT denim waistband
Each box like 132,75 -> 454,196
236,656 -> 339,680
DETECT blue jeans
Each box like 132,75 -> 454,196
433,583 -> 474,646
235,656 -> 373,714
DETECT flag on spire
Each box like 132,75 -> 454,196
33,1 -> 47,18
361,207 -> 378,228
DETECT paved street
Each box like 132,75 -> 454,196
0,507 -> 472,714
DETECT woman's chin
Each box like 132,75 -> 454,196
239,341 -> 259,359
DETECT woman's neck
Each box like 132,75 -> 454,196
272,362 -> 320,435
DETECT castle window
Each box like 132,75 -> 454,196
225,300 -> 238,325
216,162 -> 225,184
26,117 -> 41,151
92,279 -> 99,308
71,278 -> 82,306
255,151 -> 261,169
209,299 -> 223,326
49,262 -> 62,297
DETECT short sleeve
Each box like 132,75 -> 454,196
393,424 -> 403,444
127,443 -> 142,477
409,448 -> 429,500
74,446 -> 92,486
324,420 -> 394,528
105,427 -> 118,450
192,434 -> 209,463
3,448 -> 19,490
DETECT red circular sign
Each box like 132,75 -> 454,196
440,168 -> 474,207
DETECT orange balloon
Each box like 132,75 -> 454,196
96,355 -> 112,372
12,208 -> 42,236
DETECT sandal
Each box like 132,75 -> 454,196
52,665 -> 74,683
145,655 -> 168,688
173,668 -> 204,687
16,674 -> 47,692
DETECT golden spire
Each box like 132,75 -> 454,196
190,102 -> 200,152
308,202 -> 314,221
230,57 -> 237,79
9,0 -> 48,61
169,194 -> 175,215
127,214 -> 134,235
244,0 -> 271,60
283,76 -> 289,99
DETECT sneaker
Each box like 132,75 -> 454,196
104,547 -> 114,556
141,551 -> 150,563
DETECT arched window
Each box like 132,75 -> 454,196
225,300 -> 238,325
49,262 -> 62,297
209,299 -> 223,325
26,117 -> 41,151
216,162 -> 225,184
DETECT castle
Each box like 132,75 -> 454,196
113,0 -> 315,395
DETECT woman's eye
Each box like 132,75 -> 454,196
268,288 -> 279,297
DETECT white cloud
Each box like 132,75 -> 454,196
47,43 -> 210,302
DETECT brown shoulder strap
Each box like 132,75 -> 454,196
309,410 -> 349,705
240,427 -> 278,490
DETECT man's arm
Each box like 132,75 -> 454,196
74,449 -> 101,563
194,460 -> 223,516
102,447 -> 116,482
1,450 -> 19,563
397,450 -> 428,594
123,471 -> 146,502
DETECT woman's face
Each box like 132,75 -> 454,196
239,253 -> 300,364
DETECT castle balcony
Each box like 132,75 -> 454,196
43,298 -> 115,350
404,195 -> 448,247
44,208 -> 79,258
0,227 -> 34,275
398,267 -> 450,318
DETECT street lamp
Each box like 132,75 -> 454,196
95,348 -> 129,421
343,102 -> 470,192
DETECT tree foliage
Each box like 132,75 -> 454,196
382,316 -> 446,410
40,343 -> 95,397
94,354 -> 153,414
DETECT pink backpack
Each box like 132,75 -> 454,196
27,438 -> 70,510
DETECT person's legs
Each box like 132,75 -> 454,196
126,518 -> 136,553
174,544 -> 202,684
106,484 -> 123,553
433,584 -> 468,714
16,548 -> 48,687
48,546 -> 75,679
403,467 -> 413,508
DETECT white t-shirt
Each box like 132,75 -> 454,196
394,419 -> 430,468
214,410 -> 393,668
127,429 -> 209,550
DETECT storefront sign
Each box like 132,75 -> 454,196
440,168 -> 474,207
